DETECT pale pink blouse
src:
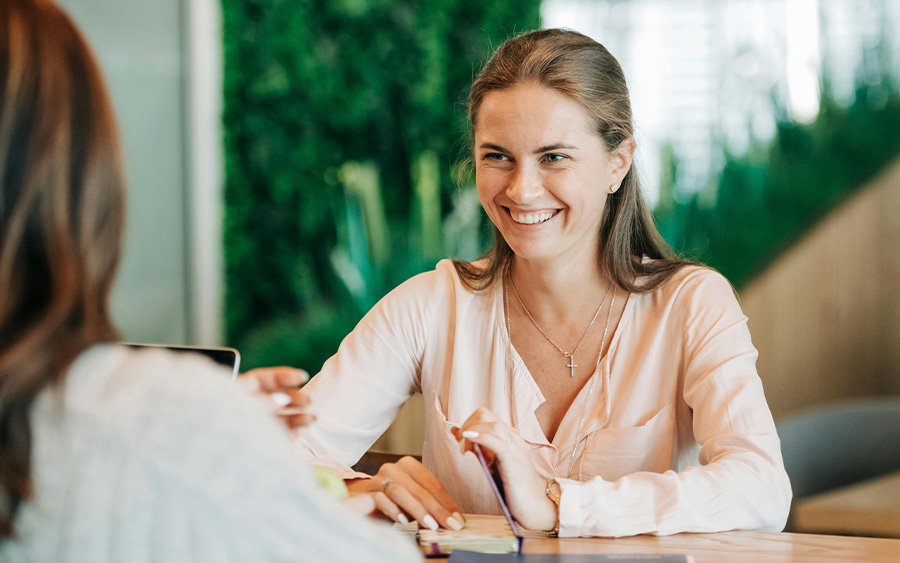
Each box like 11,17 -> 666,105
294,259 -> 792,537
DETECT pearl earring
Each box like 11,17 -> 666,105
610,183 -> 619,193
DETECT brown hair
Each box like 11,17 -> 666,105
0,0 -> 124,536
453,28 -> 692,291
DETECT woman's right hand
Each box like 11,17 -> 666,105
238,366 -> 315,430
347,456 -> 465,531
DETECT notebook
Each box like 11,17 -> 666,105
398,443 -> 525,556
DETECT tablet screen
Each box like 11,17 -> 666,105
122,343 -> 241,378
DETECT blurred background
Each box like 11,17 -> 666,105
59,0 -> 900,534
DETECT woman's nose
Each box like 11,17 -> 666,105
506,163 -> 544,203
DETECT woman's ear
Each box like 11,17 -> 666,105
610,138 -> 635,181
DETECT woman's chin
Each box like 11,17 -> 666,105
505,242 -> 559,264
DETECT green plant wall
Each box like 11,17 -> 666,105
222,0 -> 540,371
656,85 -> 900,288
223,1 -> 900,373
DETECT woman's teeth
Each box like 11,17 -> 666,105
511,211 -> 555,224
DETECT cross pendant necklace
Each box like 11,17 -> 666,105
565,355 -> 578,378
510,277 -> 613,377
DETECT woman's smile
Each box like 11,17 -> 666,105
506,207 -> 560,225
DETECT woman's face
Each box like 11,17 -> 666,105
474,84 -> 632,269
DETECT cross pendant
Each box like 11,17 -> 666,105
566,355 -> 578,378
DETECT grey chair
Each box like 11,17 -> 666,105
776,397 -> 900,499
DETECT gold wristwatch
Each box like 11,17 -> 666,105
545,478 -> 561,535
545,478 -> 562,505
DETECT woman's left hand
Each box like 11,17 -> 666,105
453,408 -> 558,531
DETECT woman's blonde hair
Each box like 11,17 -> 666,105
0,0 -> 124,536
453,28 -> 691,291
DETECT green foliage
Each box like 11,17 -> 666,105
656,85 -> 900,287
224,3 -> 900,372
222,0 -> 539,371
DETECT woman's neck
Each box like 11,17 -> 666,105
509,255 -> 613,322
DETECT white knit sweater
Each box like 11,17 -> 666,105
0,345 -> 419,562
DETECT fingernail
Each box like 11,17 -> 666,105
447,516 -> 463,531
453,512 -> 466,526
423,515 -> 439,530
462,430 -> 479,438
397,513 -> 409,525
271,392 -> 291,407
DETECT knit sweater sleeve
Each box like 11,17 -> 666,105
4,346 -> 419,562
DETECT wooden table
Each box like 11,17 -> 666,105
517,530 -> 900,562
793,471 -> 900,538
420,517 -> 900,562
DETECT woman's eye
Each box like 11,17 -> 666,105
484,153 -> 509,161
543,153 -> 566,163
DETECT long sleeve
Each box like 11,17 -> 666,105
556,271 -> 792,537
293,268 -> 444,477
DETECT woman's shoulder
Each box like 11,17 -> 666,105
662,269 -> 747,338
377,258 -> 493,308
25,346 -> 415,562
642,262 -> 737,310
64,344 -> 237,405
354,259 -> 496,349
53,344 -> 284,450
49,344 -> 304,493
666,263 -> 731,290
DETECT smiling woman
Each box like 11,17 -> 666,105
454,29 -> 691,295
286,28 -> 792,538
473,84 -> 626,269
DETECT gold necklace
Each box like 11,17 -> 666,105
509,278 -> 613,377
566,292 -> 615,479
503,278 -> 620,479
503,280 -> 616,479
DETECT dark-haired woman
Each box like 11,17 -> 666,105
291,28 -> 792,537
0,0 -> 418,560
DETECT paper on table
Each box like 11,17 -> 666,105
415,514 -> 521,556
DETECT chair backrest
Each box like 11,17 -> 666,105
777,397 -> 900,498
351,451 -> 422,476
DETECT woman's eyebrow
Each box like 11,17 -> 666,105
534,143 -> 577,154
478,142 -> 509,152
478,142 -> 579,153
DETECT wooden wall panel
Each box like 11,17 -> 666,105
741,159 -> 900,418
879,165 -> 900,395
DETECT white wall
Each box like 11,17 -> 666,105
57,0 -> 224,346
